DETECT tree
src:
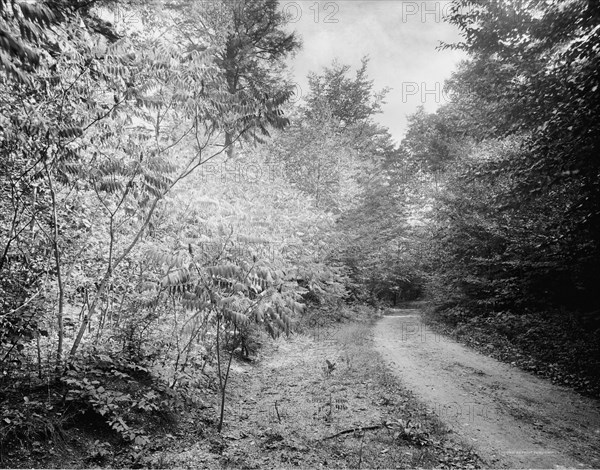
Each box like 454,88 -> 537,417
422,0 -> 600,314
402,105 -> 471,173
120,136 -> 352,431
268,58 -> 390,213
0,0 -> 129,370
0,0 -> 299,384
304,56 -> 388,129
1,1 -> 354,445
169,0 -> 301,157
269,57 -> 424,303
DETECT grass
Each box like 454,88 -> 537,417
145,313 -> 482,469
2,306 -> 483,469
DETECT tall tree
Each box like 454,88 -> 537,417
304,56 -> 389,130
402,105 -> 471,173
267,58 -> 390,213
170,0 -> 301,157
425,0 -> 600,312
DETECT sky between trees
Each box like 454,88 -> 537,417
284,0 -> 467,141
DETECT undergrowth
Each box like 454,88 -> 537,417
0,353 -> 192,468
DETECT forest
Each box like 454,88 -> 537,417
1,0 -> 599,468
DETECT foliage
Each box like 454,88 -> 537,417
420,0 -> 600,316
304,56 -> 389,129
332,130 -> 428,304
266,116 -> 369,212
61,355 -> 162,446
269,58 -> 408,303
166,0 -> 301,156
402,105 -> 472,172
0,0 -> 339,455
279,58 -> 392,212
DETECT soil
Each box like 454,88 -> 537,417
375,307 -> 600,469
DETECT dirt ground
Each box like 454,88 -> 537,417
375,308 -> 600,469
146,319 -> 481,469
8,308 -> 599,469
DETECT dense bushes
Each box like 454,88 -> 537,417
0,0 -> 350,458
405,0 -> 600,320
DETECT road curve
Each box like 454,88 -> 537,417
374,309 -> 600,469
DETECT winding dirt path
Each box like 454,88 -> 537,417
374,308 -> 600,469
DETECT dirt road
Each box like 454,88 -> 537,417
374,309 -> 600,469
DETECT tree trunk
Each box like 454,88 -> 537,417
225,131 -> 234,159
45,162 -> 64,369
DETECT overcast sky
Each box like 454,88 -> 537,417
283,0 -> 467,143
